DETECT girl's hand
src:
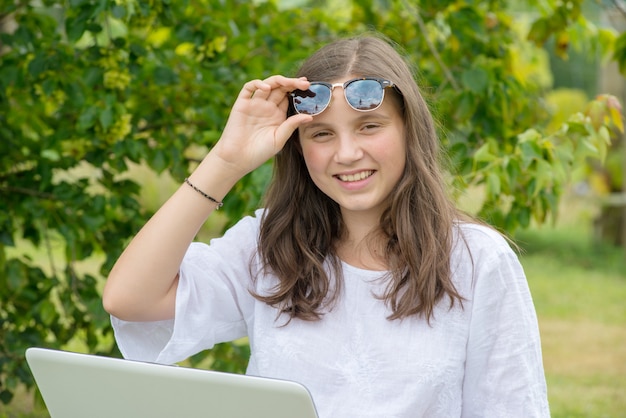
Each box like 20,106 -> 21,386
209,75 -> 313,178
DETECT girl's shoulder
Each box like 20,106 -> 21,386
452,221 -> 516,258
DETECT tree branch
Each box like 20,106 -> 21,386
402,0 -> 460,90
136,118 -> 211,133
43,222 -> 58,279
611,0 -> 626,18
0,186 -> 57,200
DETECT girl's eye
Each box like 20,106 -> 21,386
310,131 -> 333,141
361,123 -> 381,132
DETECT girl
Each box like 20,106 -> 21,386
103,36 -> 550,417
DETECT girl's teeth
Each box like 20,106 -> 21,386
338,171 -> 373,182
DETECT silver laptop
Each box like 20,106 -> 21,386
26,347 -> 318,418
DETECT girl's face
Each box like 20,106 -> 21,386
298,77 -> 406,223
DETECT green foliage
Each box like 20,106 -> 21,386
188,341 -> 251,374
613,29 -> 626,75
0,0 -> 329,402
1,0 -> 624,404
544,88 -> 589,133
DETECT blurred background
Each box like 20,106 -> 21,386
1,0 -> 625,417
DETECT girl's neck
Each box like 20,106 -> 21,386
336,211 -> 388,271
339,207 -> 381,242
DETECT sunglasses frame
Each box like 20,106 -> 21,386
290,77 -> 395,116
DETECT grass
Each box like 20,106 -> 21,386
3,193 -> 625,417
517,219 -> 626,417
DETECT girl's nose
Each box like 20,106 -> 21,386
333,132 -> 364,164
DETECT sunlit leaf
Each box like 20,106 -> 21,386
147,27 -> 172,48
487,172 -> 501,197
175,42 -> 195,56
473,142 -> 496,163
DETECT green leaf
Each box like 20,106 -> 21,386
112,5 -> 126,19
461,67 -> 489,94
84,67 -> 104,88
612,32 -> 626,76
27,54 -> 47,77
518,141 -> 543,169
99,106 -> 113,130
6,260 -> 23,290
41,149 -> 61,161
454,92 -> 476,122
77,106 -> 98,132
473,142 -> 496,163
11,25 -> 33,48
66,81 -> 86,107
151,149 -> 168,173
527,17 -> 551,46
91,0 -> 108,18
153,66 -> 178,85
38,300 -> 59,326
517,206 -> 531,228
66,16 -> 88,43
112,37 -> 126,48
0,63 -> 19,87
86,22 -> 103,34
0,389 -> 14,404
533,160 -> 553,197
487,172 -> 501,197
129,43 -> 147,57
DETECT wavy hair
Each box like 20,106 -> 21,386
256,35 -> 466,322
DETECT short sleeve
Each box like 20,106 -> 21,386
460,226 -> 550,417
111,211 -> 263,365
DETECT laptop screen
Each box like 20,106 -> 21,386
26,347 -> 319,418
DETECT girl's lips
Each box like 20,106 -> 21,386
335,170 -> 375,182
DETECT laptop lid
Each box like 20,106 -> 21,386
26,347 -> 318,418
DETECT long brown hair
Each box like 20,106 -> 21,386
256,35 -> 465,322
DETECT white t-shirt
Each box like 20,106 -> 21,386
111,209 -> 550,418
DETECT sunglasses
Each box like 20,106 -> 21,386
290,77 -> 395,116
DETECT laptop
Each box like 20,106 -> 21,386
26,347 -> 319,418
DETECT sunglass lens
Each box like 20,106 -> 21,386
345,79 -> 384,111
292,84 -> 331,115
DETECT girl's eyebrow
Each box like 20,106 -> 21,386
302,112 -> 393,131
302,122 -> 328,132
353,112 -> 393,123
300,122 -> 330,135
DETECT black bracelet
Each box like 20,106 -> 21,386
184,178 -> 223,209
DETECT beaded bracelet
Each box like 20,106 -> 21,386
184,178 -> 223,209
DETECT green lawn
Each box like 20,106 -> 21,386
518,225 -> 626,418
3,214 -> 626,418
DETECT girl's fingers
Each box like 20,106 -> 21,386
237,79 -> 270,101
263,76 -> 309,104
263,75 -> 307,88
276,113 -> 312,144
236,76 -> 309,109
222,76 -> 311,161
250,84 -> 272,101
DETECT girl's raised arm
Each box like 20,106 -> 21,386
102,76 -> 312,322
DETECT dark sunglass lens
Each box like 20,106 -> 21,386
345,79 -> 384,111
292,84 -> 331,115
